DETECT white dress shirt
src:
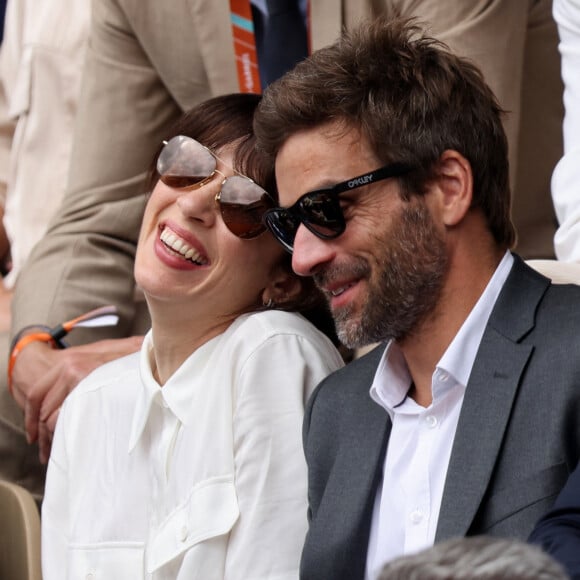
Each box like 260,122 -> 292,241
552,0 -> 580,261
365,252 -> 514,580
42,310 -> 344,580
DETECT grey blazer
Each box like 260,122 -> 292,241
300,256 -> 580,580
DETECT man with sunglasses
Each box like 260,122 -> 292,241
254,17 -> 580,580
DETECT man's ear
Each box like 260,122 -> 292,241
432,149 -> 474,227
261,264 -> 303,306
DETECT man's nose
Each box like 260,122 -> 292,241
291,224 -> 337,277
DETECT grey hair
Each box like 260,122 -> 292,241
379,536 -> 568,580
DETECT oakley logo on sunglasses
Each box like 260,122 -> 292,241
157,135 -> 275,239
263,162 -> 412,253
348,175 -> 374,188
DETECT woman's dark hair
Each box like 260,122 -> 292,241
149,93 -> 338,344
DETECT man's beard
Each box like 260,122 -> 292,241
314,198 -> 449,349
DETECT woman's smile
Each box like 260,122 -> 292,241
159,225 -> 209,265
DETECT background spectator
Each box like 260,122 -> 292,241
379,536 -> 568,579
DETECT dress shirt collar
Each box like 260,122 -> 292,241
370,251 -> 514,415
438,251 -> 513,387
128,329 -> 222,451
370,341 -> 411,416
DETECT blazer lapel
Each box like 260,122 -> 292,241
304,346 -> 391,578
436,256 -> 550,540
436,330 -> 533,540
331,389 -> 391,532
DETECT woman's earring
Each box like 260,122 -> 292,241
264,298 -> 274,308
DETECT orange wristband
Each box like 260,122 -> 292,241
8,331 -> 56,397
7,305 -> 119,398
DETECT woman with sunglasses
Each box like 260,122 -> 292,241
41,93 -> 344,580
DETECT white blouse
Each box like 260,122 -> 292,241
42,310 -> 344,580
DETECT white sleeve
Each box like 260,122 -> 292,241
224,331 -> 341,580
552,0 -> 580,261
41,402 -> 70,580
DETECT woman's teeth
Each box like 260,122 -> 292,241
160,228 -> 208,265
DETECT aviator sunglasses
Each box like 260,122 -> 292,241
263,162 -> 413,253
157,135 -> 275,239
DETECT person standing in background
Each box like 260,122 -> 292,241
0,0 -> 91,333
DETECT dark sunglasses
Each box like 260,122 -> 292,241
262,163 -> 413,252
157,135 -> 275,239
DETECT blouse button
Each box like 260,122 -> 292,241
425,415 -> 438,429
179,524 -> 188,542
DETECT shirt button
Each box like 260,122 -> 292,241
179,525 -> 188,542
425,415 -> 438,428
409,510 -> 423,524
438,370 -> 449,382
86,574 -> 95,580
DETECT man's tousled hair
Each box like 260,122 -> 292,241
255,17 -> 515,247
